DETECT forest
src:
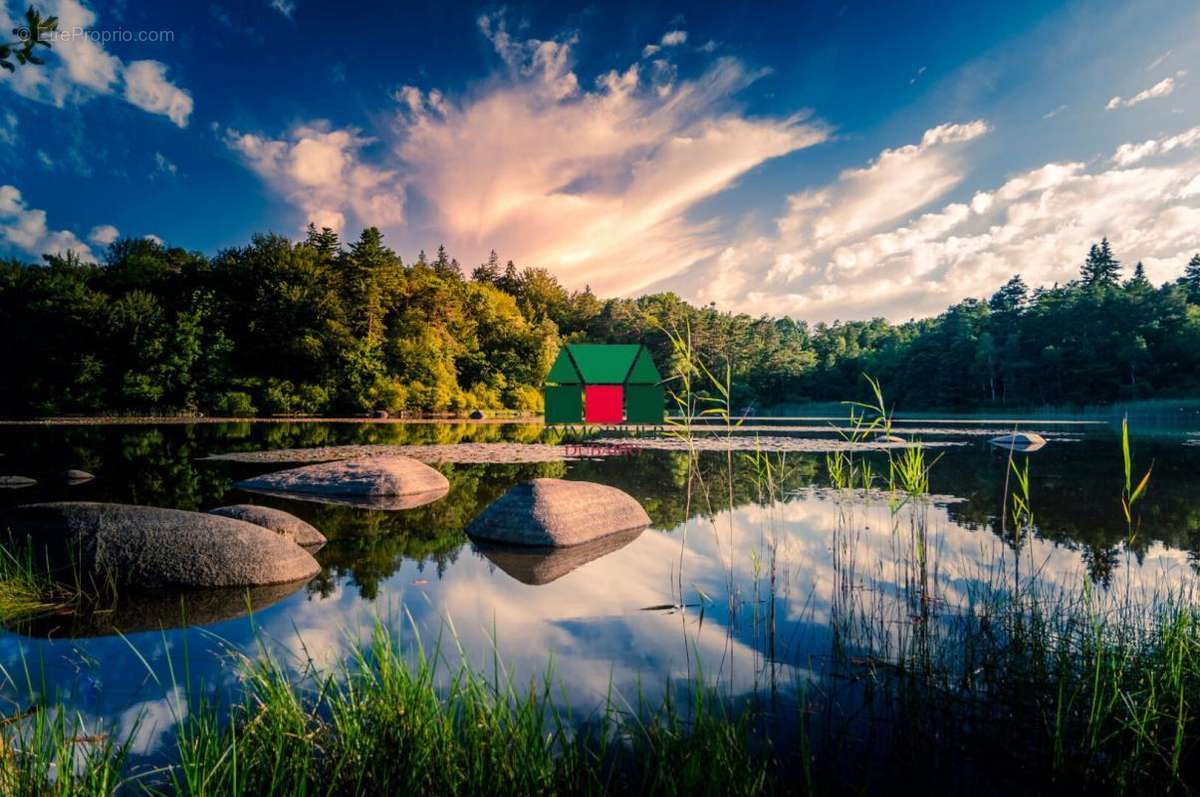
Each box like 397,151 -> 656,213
1,227 -> 1199,417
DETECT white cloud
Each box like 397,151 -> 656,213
270,0 -> 297,19
380,13 -> 825,295
123,60 -> 193,128
225,122 -> 405,233
1106,71 -> 1184,110
0,0 -> 193,127
0,184 -> 95,261
659,122 -> 1200,321
1112,125 -> 1200,166
661,30 -> 687,46
231,15 -> 824,293
770,120 -> 989,271
1147,50 -> 1172,71
144,233 -> 164,245
154,151 -> 178,175
36,150 -> 53,167
0,111 -> 15,146
88,223 -> 119,245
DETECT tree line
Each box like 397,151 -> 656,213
1,227 -> 1199,416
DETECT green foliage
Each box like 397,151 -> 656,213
2,235 -> 1200,416
212,391 -> 256,417
0,7 -> 57,73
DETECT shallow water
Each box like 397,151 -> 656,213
0,418 -> 1198,763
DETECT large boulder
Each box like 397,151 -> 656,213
0,502 -> 320,588
61,470 -> 95,484
207,504 -> 326,547
990,432 -> 1047,452
474,527 -> 645,585
0,476 -> 36,489
235,456 -> 449,509
467,478 -> 651,547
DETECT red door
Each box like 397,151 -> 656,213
584,385 -> 624,424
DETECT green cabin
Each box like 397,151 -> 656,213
543,343 -> 664,425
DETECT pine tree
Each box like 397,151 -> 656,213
1182,253 -> 1200,302
304,223 -> 341,258
347,227 -> 398,345
496,260 -> 520,294
1081,237 -> 1121,288
432,244 -> 461,279
988,274 -> 1028,314
1125,261 -> 1151,291
472,250 -> 501,283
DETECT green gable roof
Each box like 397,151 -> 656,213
545,348 -> 581,384
566,344 -> 642,384
626,347 -> 662,384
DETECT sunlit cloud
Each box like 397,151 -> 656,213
224,122 -> 405,233
387,13 -> 826,294
87,223 -> 119,245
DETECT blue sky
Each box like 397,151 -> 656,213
1,0 -> 1198,320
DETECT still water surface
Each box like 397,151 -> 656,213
0,418 -> 1198,762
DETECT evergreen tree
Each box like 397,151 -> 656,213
1125,261 -> 1152,292
988,274 -> 1028,314
347,227 -> 398,345
1182,253 -> 1200,302
496,260 -> 520,294
1081,238 -> 1121,288
432,245 -> 461,279
472,250 -> 501,283
305,223 -> 342,258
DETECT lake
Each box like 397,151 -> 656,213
0,417 -> 1198,774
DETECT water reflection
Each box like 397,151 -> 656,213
472,527 -> 646,585
238,485 -> 450,511
5,579 -> 310,638
0,419 -> 1199,766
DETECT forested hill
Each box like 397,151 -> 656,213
2,227 -> 1199,417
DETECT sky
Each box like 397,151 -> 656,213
0,0 -> 1198,322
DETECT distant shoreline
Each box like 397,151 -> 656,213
0,414 -> 1107,427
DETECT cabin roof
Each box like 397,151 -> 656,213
545,344 -> 662,385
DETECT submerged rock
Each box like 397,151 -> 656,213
61,469 -> 95,484
474,527 -> 645,585
235,456 -> 449,508
0,476 -> 36,489
467,478 -> 651,547
4,579 -> 309,638
0,502 -> 320,588
990,432 -> 1047,452
208,504 -> 326,547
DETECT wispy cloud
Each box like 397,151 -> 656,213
1106,71 -> 1184,110
652,122 -> 1200,321
232,12 -> 825,294
270,0 -> 297,19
